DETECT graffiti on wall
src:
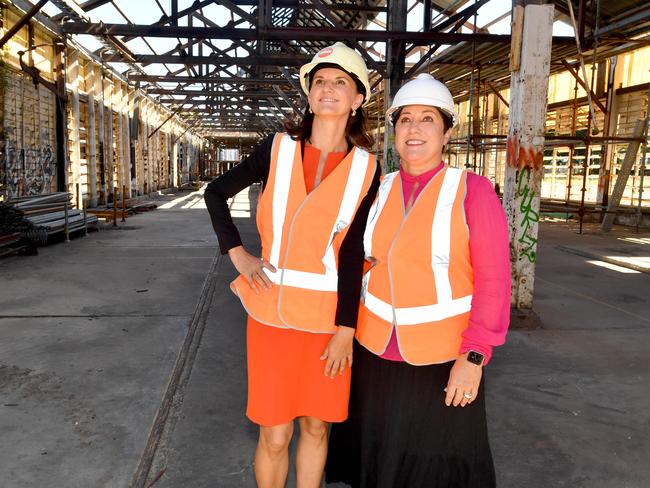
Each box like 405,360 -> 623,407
1,128 -> 57,199
507,130 -> 543,170
515,165 -> 540,263
507,129 -> 542,263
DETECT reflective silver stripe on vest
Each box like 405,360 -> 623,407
364,171 -> 398,259
268,134 -> 296,271
362,166 -> 472,325
365,291 -> 472,325
431,167 -> 463,303
264,135 -> 371,292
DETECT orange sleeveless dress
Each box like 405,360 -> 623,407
246,145 -> 352,427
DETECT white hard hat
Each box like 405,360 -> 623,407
386,73 -> 458,127
299,42 -> 371,105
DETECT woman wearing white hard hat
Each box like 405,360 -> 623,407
204,42 -> 380,487
326,73 -> 510,487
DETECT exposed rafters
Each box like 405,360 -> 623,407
35,0 -> 650,140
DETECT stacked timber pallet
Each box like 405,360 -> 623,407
0,202 -> 37,256
87,197 -> 157,221
5,193 -> 97,245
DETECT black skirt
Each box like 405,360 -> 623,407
325,341 -> 496,488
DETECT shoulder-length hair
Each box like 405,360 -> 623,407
284,107 -> 375,150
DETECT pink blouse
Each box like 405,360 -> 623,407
378,163 -> 510,365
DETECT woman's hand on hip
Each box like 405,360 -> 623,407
320,326 -> 355,379
444,353 -> 483,407
228,245 -> 276,293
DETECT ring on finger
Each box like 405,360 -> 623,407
463,392 -> 473,399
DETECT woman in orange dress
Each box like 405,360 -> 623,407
204,42 -> 380,488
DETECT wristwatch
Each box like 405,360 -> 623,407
467,350 -> 485,366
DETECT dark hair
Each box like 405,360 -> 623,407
284,108 -> 374,150
391,106 -> 453,133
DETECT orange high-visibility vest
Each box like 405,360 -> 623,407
231,132 -> 376,334
356,166 -> 474,365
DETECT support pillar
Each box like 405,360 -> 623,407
152,110 -> 159,190
123,83 -> 132,197
146,101 -> 154,193
109,78 -> 122,202
86,61 -> 98,207
166,131 -> 172,188
67,48 -> 82,208
118,81 -> 124,197
54,40 -> 67,193
95,65 -> 106,204
503,1 -> 554,317
171,129 -> 179,189
127,85 -> 137,195
383,0 -> 408,172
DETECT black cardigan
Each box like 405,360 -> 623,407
204,134 -> 381,328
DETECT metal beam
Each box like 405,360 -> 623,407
145,89 -> 280,97
309,0 -> 384,75
214,0 -> 256,24
148,104 -> 185,139
487,81 -> 509,108
279,67 -> 302,93
185,114 -> 280,120
101,53 -> 311,66
61,23 -> 577,45
404,0 -> 492,79
0,0 -> 49,49
52,0 -> 111,20
128,74 -> 292,85
171,0 -> 178,26
273,85 -> 303,114
164,99 -> 290,107
226,0 -> 386,11
594,4 -> 650,38
559,59 -> 607,113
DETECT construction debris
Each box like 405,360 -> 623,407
0,193 -> 98,251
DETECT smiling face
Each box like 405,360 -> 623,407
394,105 -> 453,174
307,67 -> 364,119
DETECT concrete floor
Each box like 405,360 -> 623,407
1,189 -> 649,488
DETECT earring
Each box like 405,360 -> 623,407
351,108 -> 357,117
308,106 -> 313,114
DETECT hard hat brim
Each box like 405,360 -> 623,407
299,62 -> 372,105
385,99 -> 458,127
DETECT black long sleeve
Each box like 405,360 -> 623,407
204,134 -> 274,255
335,160 -> 381,328
204,135 -> 381,328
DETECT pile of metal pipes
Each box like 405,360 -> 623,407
9,193 -> 98,244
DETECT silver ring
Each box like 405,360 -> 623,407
463,392 -> 473,399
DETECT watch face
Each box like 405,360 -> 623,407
468,351 -> 484,365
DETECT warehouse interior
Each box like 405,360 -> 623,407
1,1 -> 649,487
